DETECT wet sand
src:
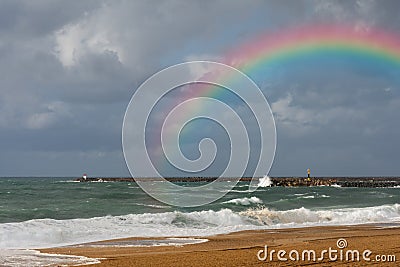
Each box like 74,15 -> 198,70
41,224 -> 400,266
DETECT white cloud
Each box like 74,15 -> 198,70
1,0 -> 399,176
52,1 -> 263,73
312,0 -> 377,32
184,54 -> 222,80
272,93 -> 313,126
271,93 -> 367,136
25,101 -> 71,130
54,13 -> 123,67
26,112 -> 55,129
313,0 -> 349,21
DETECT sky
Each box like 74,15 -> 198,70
1,0 -> 400,177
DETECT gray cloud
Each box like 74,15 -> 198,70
0,0 -> 399,176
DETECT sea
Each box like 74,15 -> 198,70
0,177 -> 399,266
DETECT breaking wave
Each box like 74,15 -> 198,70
241,204 -> 400,227
1,204 -> 399,250
223,196 -> 263,205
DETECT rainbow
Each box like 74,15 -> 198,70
151,24 -> 400,176
169,24 -> 400,105
173,24 -> 400,117
225,24 -> 400,75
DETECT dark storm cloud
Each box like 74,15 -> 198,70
0,0 -> 100,38
0,0 -> 399,176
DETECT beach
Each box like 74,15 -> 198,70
41,224 -> 400,266
3,1 -> 400,266
1,178 -> 399,266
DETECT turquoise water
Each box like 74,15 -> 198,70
0,177 -> 399,251
0,177 -> 399,223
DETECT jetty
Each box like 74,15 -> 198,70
74,176 -> 400,188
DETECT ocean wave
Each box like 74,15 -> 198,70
224,189 -> 254,193
258,176 -> 272,187
0,249 -> 100,267
296,194 -> 330,199
0,209 -> 256,249
1,204 -> 399,250
233,184 -> 250,188
135,203 -> 171,209
223,196 -> 263,205
240,204 -> 400,227
298,195 -> 315,199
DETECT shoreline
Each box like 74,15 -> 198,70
40,224 -> 400,266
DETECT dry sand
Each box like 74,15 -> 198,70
41,224 -> 400,266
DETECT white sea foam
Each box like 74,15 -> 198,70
224,189 -> 254,193
298,195 -> 315,199
320,194 -> 330,198
241,204 -> 400,227
1,204 -> 399,252
82,238 -> 208,248
234,184 -> 250,188
258,176 -> 272,187
223,196 -> 263,205
0,209 -> 255,249
296,194 -> 329,199
0,249 -> 100,267
135,203 -> 170,209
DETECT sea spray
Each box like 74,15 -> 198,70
1,204 -> 399,249
240,204 -> 400,226
0,209 -> 256,249
258,176 -> 272,187
223,196 -> 263,205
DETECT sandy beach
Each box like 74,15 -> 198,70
41,224 -> 400,266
